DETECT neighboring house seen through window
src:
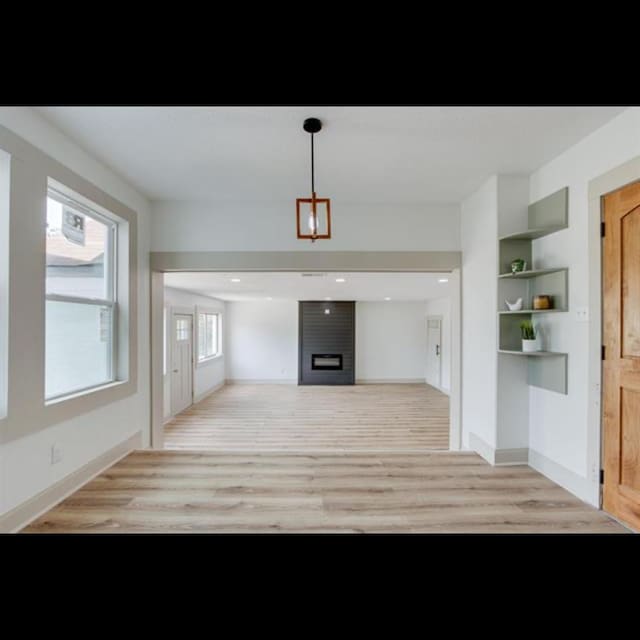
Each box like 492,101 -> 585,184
45,188 -> 117,400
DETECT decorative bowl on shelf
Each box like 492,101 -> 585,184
533,295 -> 553,310
505,298 -> 523,311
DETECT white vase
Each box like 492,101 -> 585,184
522,339 -> 538,353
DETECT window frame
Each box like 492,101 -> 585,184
197,310 -> 221,365
45,187 -> 119,402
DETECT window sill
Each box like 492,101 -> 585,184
45,379 -> 126,406
196,354 -> 223,368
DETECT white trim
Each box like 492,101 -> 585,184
225,378 -> 297,385
0,431 -> 141,533
196,353 -> 223,368
468,432 -> 495,465
528,448 -> 592,505
356,378 -> 427,384
467,432 -> 528,466
427,383 -> 450,396
195,306 -> 222,363
193,381 -> 225,404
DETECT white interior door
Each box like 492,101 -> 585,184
171,314 -> 193,415
426,317 -> 442,388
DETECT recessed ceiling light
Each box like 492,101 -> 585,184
231,278 -> 241,283
324,297 -> 332,301
384,297 -> 391,301
438,278 -> 449,283
336,278 -> 346,283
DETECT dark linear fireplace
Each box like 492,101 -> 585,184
298,301 -> 355,385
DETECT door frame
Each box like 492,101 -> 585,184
588,156 -> 640,509
426,314 -> 443,392
149,251 -> 462,450
167,306 -> 195,420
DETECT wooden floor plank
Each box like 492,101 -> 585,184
163,384 -> 450,451
23,451 -> 627,533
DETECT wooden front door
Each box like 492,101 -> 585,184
603,180 -> 640,531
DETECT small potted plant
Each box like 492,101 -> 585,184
520,320 -> 538,352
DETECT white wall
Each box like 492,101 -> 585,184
356,302 -> 428,382
460,177 -> 498,451
226,300 -> 298,382
163,287 -> 226,417
152,201 -> 461,252
424,297 -> 451,392
0,107 -> 151,518
527,107 -> 640,504
225,300 -> 437,384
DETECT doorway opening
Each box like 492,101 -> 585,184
150,253 -> 462,454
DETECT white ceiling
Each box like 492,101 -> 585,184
35,106 -> 626,204
164,271 -> 451,302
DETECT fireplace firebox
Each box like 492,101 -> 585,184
312,354 -> 343,370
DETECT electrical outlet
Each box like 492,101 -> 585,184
575,307 -> 589,322
51,443 -> 62,465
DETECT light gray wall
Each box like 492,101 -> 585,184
460,177 -> 498,451
226,300 -> 298,382
0,108 -> 151,517
356,302 -> 429,382
152,201 -> 461,252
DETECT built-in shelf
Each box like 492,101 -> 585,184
499,225 -> 567,242
498,309 -> 565,315
496,186 -> 569,395
498,267 -> 567,280
498,349 -> 567,357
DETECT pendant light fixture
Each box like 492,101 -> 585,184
296,117 -> 331,242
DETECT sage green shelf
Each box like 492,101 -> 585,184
498,349 -> 566,357
498,309 -> 565,315
498,267 -> 567,280
499,225 -> 567,242
496,186 -> 569,395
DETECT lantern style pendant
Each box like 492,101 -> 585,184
296,118 -> 331,242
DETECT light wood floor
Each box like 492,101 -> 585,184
164,383 -> 450,451
23,450 -> 627,533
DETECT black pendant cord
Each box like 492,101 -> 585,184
310,132 -> 315,194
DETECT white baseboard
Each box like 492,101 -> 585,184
356,378 -> 427,384
468,432 -> 528,466
193,381 -> 225,404
528,448 -> 595,506
225,379 -> 297,385
468,432 -> 496,465
0,431 -> 142,533
425,382 -> 451,396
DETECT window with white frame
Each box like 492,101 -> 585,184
45,187 -> 117,400
197,312 -> 219,362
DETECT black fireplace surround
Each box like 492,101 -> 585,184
298,301 -> 355,385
